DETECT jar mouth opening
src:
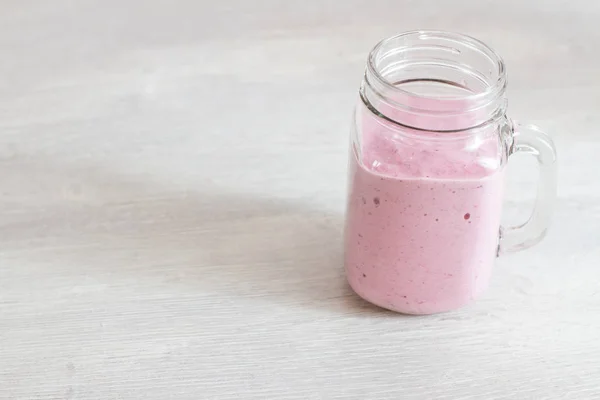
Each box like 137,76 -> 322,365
367,30 -> 506,105
362,30 -> 507,132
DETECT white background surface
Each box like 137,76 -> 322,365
1,1 -> 599,399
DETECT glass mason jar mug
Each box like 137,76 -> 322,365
344,31 -> 557,314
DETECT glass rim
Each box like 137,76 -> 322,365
366,30 -> 507,104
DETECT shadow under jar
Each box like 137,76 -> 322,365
344,31 -> 557,315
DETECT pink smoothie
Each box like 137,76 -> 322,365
344,106 -> 505,314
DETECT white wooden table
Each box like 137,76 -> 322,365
1,1 -> 598,398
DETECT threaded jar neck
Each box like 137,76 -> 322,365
361,31 -> 507,133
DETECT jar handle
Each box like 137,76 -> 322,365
499,121 -> 558,254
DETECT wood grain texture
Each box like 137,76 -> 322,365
0,0 -> 599,398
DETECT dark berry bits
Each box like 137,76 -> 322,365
373,197 -> 380,206
464,213 -> 471,220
